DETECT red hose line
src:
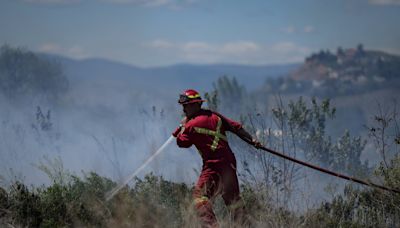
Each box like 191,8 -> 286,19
245,139 -> 400,194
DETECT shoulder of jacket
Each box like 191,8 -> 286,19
186,111 -> 211,125
210,110 -> 226,120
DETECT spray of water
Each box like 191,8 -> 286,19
105,135 -> 175,201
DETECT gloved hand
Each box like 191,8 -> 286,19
252,138 -> 263,149
172,127 -> 181,137
180,116 -> 188,125
172,117 -> 188,137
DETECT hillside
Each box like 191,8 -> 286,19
45,54 -> 299,92
258,45 -> 400,97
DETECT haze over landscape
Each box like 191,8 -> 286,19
1,1 -> 400,227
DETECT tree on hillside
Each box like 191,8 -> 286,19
0,45 -> 68,101
207,75 -> 251,116
357,43 -> 365,56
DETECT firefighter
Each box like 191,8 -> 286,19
172,89 -> 262,228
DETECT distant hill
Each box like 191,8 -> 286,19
252,46 -> 400,139
258,45 -> 400,97
292,45 -> 400,82
42,54 -> 299,93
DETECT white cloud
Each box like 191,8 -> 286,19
145,39 -> 311,64
22,0 -> 80,4
147,39 -> 175,49
22,0 -> 196,8
101,0 -> 170,7
304,25 -> 314,33
181,41 -> 261,63
220,41 -> 260,55
369,0 -> 400,5
145,0 -> 169,7
281,26 -> 295,34
36,40 -> 311,65
281,25 -> 315,34
182,41 -> 213,52
181,42 -> 215,62
269,42 -> 311,62
270,42 -> 307,54
37,43 -> 88,59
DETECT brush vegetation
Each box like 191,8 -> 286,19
0,158 -> 399,227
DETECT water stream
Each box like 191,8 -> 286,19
105,135 -> 175,201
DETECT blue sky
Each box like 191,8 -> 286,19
1,0 -> 399,66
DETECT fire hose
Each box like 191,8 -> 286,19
106,132 -> 399,202
241,137 -> 400,194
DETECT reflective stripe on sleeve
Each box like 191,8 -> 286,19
194,196 -> 209,204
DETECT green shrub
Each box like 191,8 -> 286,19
8,182 -> 42,227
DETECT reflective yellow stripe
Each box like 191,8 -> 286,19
193,117 -> 226,151
210,118 -> 222,150
187,94 -> 200,98
194,196 -> 209,204
194,128 -> 227,141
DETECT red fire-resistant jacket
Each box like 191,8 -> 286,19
173,109 -> 242,164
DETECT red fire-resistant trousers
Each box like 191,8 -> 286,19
193,161 -> 246,228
